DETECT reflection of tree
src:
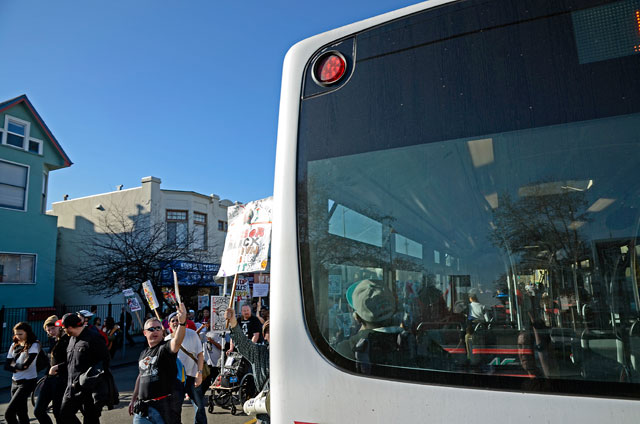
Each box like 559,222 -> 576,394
488,184 -> 591,314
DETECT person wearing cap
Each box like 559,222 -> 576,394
34,316 -> 69,424
335,279 -> 402,361
58,312 -> 110,424
129,302 -> 187,424
165,311 -> 207,424
78,310 -> 109,346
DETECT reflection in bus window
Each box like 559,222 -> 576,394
297,0 -> 640,397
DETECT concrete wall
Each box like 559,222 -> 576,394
51,177 -> 231,306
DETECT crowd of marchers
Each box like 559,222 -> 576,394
4,301 -> 271,424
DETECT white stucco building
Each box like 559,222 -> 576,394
50,176 -> 235,306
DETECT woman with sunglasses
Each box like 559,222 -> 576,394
4,322 -> 41,424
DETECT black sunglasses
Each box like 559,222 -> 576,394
145,326 -> 163,332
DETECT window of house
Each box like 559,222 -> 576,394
0,160 -> 29,210
28,138 -> 42,154
0,253 -> 36,284
194,212 -> 207,250
6,120 -> 26,148
2,115 -> 42,154
166,210 -> 188,247
218,220 -> 228,232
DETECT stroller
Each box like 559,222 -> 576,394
207,352 -> 256,415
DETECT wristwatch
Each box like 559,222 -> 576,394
197,369 -> 203,374
179,322 -> 186,326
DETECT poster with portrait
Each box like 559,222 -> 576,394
216,197 -> 273,277
211,295 -> 231,332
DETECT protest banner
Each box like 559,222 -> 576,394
252,283 -> 269,298
211,295 -> 231,332
217,196 -> 273,278
142,280 -> 161,319
216,196 -> 272,327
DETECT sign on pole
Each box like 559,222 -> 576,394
142,280 -> 160,310
252,283 -> 269,298
123,288 -> 142,312
216,197 -> 273,277
211,295 -> 231,332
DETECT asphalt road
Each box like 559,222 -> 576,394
0,362 -> 254,424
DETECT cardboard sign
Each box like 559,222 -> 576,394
123,288 -> 142,312
142,280 -> 160,310
162,288 -> 178,307
198,295 -> 210,311
211,295 -> 231,332
217,197 -> 273,277
252,283 -> 269,298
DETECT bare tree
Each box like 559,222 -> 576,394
68,204 -> 219,303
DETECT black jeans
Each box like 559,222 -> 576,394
34,375 -> 65,424
4,378 -> 37,424
169,379 -> 185,424
60,390 -> 101,424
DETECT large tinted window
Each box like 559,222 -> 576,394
297,0 -> 640,398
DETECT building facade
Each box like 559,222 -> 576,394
0,95 -> 72,307
50,176 -> 234,306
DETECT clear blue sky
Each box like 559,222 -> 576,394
1,0 -> 416,207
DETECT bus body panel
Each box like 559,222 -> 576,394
272,0 -> 640,422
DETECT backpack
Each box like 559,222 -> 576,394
35,342 -> 49,372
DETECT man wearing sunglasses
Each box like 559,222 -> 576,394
129,303 -> 187,424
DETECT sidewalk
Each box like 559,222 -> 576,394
0,335 -> 146,390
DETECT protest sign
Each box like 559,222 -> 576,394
172,270 -> 182,305
162,288 -> 178,307
123,288 -> 142,312
142,280 -> 160,310
235,279 -> 251,304
198,295 -> 209,311
211,295 -> 231,332
217,196 -> 273,277
252,283 -> 269,298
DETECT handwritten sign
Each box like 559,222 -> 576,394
123,289 -> 142,312
217,197 -> 273,277
142,280 -> 160,310
252,283 -> 269,298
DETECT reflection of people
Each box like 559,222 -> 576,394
335,280 -> 405,363
468,293 -> 489,322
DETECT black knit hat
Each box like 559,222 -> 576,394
61,313 -> 83,328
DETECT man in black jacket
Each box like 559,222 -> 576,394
59,313 -> 110,424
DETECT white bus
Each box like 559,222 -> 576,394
271,0 -> 640,422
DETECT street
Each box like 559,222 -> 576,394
0,362 -> 254,424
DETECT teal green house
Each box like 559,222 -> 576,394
0,95 -> 72,307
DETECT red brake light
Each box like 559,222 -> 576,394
313,51 -> 347,86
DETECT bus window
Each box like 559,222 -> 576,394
295,0 -> 640,399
